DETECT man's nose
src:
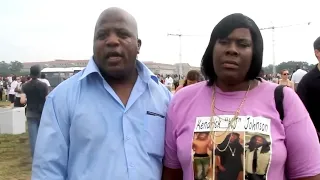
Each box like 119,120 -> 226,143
105,33 -> 120,47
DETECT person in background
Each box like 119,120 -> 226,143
0,77 -> 3,101
14,77 -> 26,107
32,7 -> 172,180
175,70 -> 201,93
165,75 -> 173,91
8,75 -> 18,105
278,69 -> 294,89
3,78 -> 9,101
26,76 -> 31,82
20,65 -> 48,158
297,36 -> 320,135
291,65 -> 307,91
39,73 -> 51,87
173,75 -> 180,90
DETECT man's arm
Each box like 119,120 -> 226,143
32,96 -> 70,180
296,79 -> 308,110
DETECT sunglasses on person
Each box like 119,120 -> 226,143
282,73 -> 289,76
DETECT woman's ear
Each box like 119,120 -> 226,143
137,39 -> 142,54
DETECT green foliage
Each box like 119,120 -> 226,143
0,61 -> 24,76
263,61 -> 316,74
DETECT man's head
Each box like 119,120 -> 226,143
93,7 -> 141,80
30,65 -> 41,78
314,36 -> 320,62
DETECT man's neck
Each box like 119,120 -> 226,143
317,63 -> 320,71
105,70 -> 138,87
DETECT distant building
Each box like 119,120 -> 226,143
22,59 -> 200,76
21,60 -> 89,72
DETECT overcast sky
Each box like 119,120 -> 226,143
0,0 -> 319,67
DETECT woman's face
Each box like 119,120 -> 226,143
213,28 -> 253,84
281,70 -> 289,80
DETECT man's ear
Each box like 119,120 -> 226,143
137,39 -> 142,54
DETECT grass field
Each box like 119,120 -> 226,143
0,99 -> 31,180
0,133 -> 31,180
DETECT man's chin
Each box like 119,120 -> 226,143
100,67 -> 128,80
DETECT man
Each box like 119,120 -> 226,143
8,75 -> 18,104
297,36 -> 320,134
164,75 -> 173,91
38,73 -> 51,87
192,132 -> 212,180
32,7 -> 172,180
21,65 -> 48,157
291,65 -> 307,91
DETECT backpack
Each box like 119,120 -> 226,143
274,85 -> 285,121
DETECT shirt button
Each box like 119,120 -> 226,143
129,163 -> 134,167
126,136 -> 130,141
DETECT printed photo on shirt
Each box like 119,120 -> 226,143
213,131 -> 245,180
193,116 -> 272,180
245,133 -> 271,180
192,132 -> 213,180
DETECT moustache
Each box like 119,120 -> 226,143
105,51 -> 123,59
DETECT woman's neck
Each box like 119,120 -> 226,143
215,79 -> 258,92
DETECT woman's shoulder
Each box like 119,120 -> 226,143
173,81 -> 208,100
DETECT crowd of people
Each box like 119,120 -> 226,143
1,7 -> 320,180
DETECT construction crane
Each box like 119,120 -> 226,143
169,22 -> 311,77
260,22 -> 311,75
167,33 -> 203,78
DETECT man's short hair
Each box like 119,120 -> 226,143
313,36 -> 320,50
30,65 -> 41,77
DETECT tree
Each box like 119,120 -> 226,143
9,60 -> 23,73
263,61 -> 316,75
0,61 -> 11,76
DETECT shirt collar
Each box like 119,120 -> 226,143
79,57 -> 158,84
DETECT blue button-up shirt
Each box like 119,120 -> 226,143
32,58 -> 172,180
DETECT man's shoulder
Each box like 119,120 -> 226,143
148,77 -> 172,100
299,70 -> 317,84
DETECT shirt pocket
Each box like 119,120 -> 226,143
144,112 -> 166,159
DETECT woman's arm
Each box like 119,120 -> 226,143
162,99 -> 183,180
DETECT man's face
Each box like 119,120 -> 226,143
93,11 -> 141,79
315,49 -> 320,62
255,136 -> 263,146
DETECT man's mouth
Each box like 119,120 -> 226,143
106,52 -> 123,63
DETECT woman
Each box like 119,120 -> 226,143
162,13 -> 320,180
175,70 -> 201,93
278,69 -> 294,89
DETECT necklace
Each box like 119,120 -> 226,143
229,146 -> 236,156
210,81 -> 251,152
